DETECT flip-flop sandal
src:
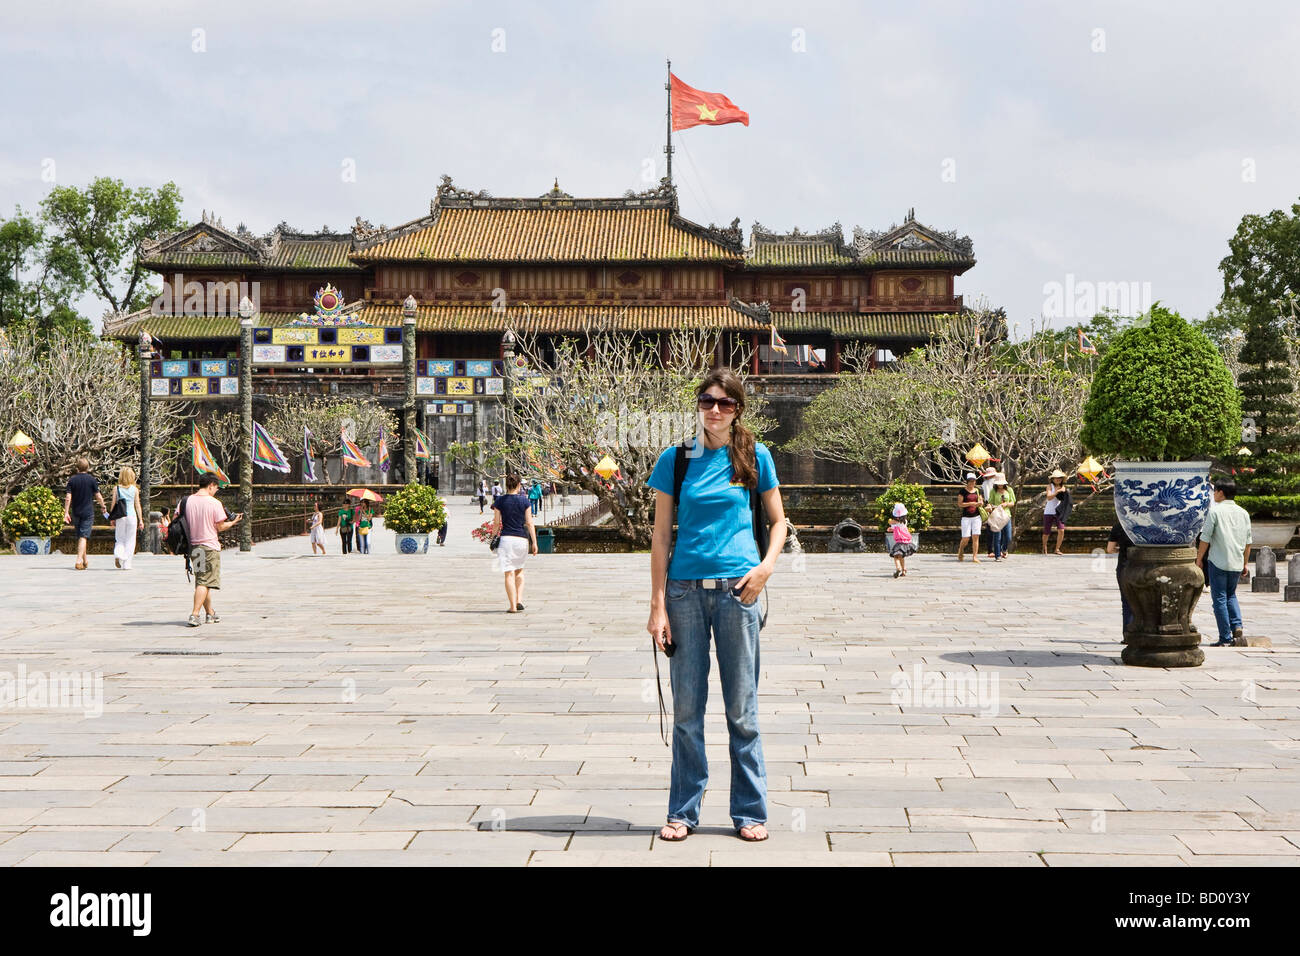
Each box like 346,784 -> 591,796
737,824 -> 769,842
659,822 -> 691,842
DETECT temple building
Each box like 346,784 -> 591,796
106,176 -> 976,490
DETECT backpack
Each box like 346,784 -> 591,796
891,522 -> 913,544
166,496 -> 193,580
670,439 -> 770,627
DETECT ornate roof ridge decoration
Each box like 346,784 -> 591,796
139,214 -> 268,262
270,222 -> 350,240
433,173 -> 680,211
673,214 -> 743,254
853,210 -> 974,259
746,221 -> 850,260
728,296 -> 772,323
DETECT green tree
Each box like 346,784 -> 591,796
40,178 -> 183,316
1219,199 -> 1300,334
0,208 -> 90,336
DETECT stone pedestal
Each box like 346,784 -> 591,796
1286,554 -> 1300,602
1253,546 -> 1280,593
1118,545 -> 1205,667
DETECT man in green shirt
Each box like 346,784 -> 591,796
1196,478 -> 1253,646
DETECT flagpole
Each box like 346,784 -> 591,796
665,57 -> 673,186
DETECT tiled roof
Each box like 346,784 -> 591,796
770,311 -> 957,341
105,310 -> 301,341
265,239 -> 360,270
746,223 -> 855,269
106,304 -> 768,340
747,240 -> 855,268
354,206 -> 742,263
855,249 -> 972,266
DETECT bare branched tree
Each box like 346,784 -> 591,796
785,308 -> 1093,501
0,327 -> 187,502
461,321 -> 771,547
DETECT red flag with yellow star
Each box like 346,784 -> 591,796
670,73 -> 749,130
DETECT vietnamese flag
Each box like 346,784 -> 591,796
670,73 -> 749,131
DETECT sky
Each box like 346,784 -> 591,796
3,0 -> 1298,336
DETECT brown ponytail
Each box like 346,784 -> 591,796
697,368 -> 757,489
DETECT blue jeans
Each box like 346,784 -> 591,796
1206,561 -> 1242,643
665,577 -> 766,829
991,520 -> 1012,558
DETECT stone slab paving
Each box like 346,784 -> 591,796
1,496 -> 1298,866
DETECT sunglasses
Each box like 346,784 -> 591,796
697,395 -> 741,412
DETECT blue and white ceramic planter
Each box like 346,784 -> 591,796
394,532 -> 430,554
15,537 -> 51,555
1113,460 -> 1211,546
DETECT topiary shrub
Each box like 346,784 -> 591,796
872,480 -> 934,532
1081,305 -> 1240,460
2,485 -> 65,540
382,483 -> 446,534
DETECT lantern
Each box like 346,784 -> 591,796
1077,455 -> 1105,484
594,455 -> 619,480
965,443 -> 991,468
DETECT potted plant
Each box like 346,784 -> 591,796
383,483 -> 446,554
1080,305 -> 1241,667
873,480 -> 934,549
2,485 -> 65,555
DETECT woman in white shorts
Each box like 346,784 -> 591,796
956,472 -> 984,563
492,474 -> 538,613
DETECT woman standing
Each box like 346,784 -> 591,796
356,504 -> 373,554
308,502 -> 326,555
336,499 -> 354,554
491,474 -> 537,612
646,368 -> 786,844
1042,469 -> 1071,555
110,466 -> 144,570
987,473 -> 1017,561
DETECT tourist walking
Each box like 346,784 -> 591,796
63,457 -> 109,571
956,472 -> 983,563
110,466 -> 145,570
491,474 -> 537,612
1042,469 -> 1072,554
528,479 -> 542,516
181,474 -> 242,627
308,502 -> 326,555
1106,518 -> 1136,633
336,499 -> 354,554
886,502 -> 916,577
987,473 -> 1016,561
477,479 -> 488,514
356,504 -> 372,554
1196,477 -> 1253,646
646,367 -> 787,844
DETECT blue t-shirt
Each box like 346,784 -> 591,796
493,492 -> 530,538
66,473 -> 99,518
647,440 -> 778,580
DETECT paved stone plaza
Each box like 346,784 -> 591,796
1,498 -> 1298,867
